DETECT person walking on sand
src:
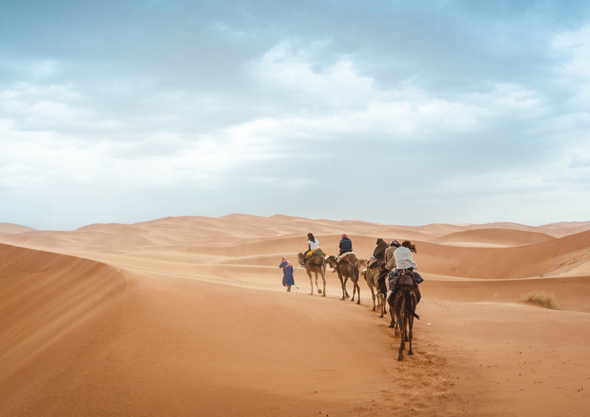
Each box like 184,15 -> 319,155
279,257 -> 295,292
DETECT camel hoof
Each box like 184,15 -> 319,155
408,351 -> 413,356
317,289 -> 322,294
398,355 -> 404,362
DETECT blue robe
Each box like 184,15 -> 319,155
279,261 -> 295,287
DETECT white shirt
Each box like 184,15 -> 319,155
307,239 -> 320,250
394,247 -> 417,269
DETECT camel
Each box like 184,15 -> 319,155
297,252 -> 326,297
364,263 -> 387,317
326,254 -> 360,304
392,273 -> 420,361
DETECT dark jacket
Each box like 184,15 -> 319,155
373,238 -> 389,262
339,238 -> 353,254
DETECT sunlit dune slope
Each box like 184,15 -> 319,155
416,229 -> 590,280
0,223 -> 37,234
436,228 -> 555,247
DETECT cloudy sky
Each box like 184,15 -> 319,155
1,0 -> 589,230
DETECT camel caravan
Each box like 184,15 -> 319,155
291,232 -> 423,361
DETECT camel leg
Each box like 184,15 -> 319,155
398,302 -> 406,361
355,280 -> 361,304
344,276 -> 350,299
408,315 -> 414,356
408,296 -> 416,355
320,266 -> 326,297
389,302 -> 396,328
338,273 -> 346,300
351,276 -> 356,302
398,336 -> 405,362
370,286 -> 376,311
314,272 -> 321,295
307,270 -> 313,296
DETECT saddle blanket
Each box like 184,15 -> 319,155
306,248 -> 326,258
338,251 -> 357,263
367,256 -> 379,268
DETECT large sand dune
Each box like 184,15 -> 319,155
1,215 -> 590,416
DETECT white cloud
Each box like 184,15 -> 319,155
553,24 -> 590,103
568,152 -> 590,168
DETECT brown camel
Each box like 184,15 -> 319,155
364,263 -> 387,317
297,252 -> 326,297
326,254 -> 360,303
392,275 -> 420,361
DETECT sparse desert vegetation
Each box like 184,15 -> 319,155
519,289 -> 562,310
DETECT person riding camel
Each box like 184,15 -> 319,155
384,240 -> 400,271
304,233 -> 321,259
337,234 -> 353,260
376,240 -> 400,293
334,233 -> 353,272
372,238 -> 389,266
386,240 -> 423,303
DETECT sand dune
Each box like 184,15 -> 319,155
1,215 -> 590,416
436,228 -> 555,247
0,223 -> 37,234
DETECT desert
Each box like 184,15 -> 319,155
1,215 -> 589,416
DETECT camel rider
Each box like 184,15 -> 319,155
376,240 -> 400,292
384,240 -> 400,271
337,234 -> 353,261
333,233 -> 353,272
372,238 -> 389,265
386,240 -> 423,303
304,233 -> 321,259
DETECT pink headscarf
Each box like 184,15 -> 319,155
341,233 -> 348,239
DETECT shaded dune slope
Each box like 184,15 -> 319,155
0,244 -> 126,414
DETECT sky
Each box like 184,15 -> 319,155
1,0 -> 590,230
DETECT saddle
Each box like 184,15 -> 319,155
339,251 -> 357,265
397,269 -> 415,289
306,248 -> 326,258
367,257 -> 379,268
306,249 -> 326,267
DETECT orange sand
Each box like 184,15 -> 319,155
1,215 -> 589,416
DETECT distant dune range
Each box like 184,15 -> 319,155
1,215 -> 590,416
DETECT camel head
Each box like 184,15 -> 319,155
357,258 -> 367,270
297,252 -> 305,266
326,255 -> 338,267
